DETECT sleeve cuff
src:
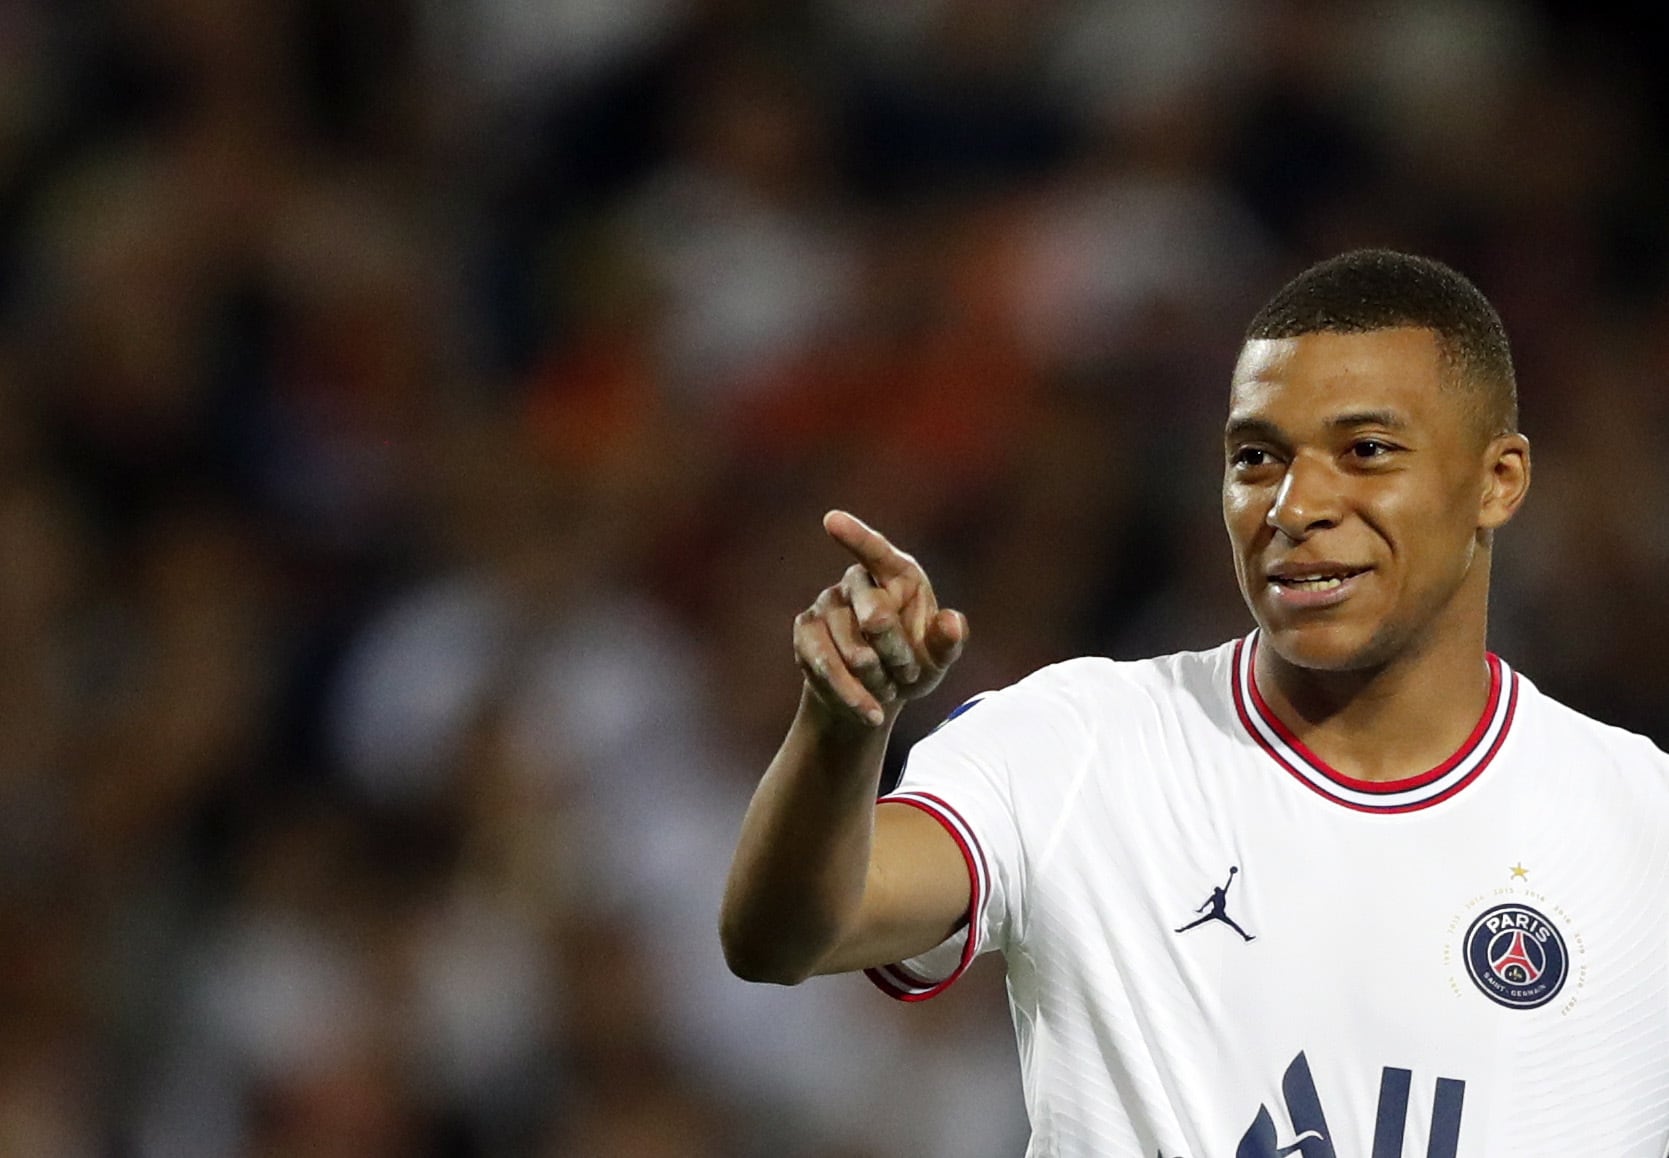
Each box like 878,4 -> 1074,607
862,791 -> 989,1003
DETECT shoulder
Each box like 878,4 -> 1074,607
1510,670 -> 1669,779
1017,638 -> 1238,708
928,639 -> 1242,740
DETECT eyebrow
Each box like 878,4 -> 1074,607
1223,409 -> 1410,442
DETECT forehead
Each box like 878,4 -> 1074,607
1227,328 -> 1457,428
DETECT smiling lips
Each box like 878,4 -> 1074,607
1266,564 -> 1371,607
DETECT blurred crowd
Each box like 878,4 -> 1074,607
0,1 -> 1666,1154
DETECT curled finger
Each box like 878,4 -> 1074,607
825,598 -> 897,704
840,565 -> 921,686
794,608 -> 885,726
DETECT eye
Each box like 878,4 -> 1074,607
1349,439 -> 1395,459
1230,446 -> 1274,469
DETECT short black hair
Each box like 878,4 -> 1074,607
1244,249 -> 1517,437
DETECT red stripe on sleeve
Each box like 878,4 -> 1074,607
862,794 -> 986,1002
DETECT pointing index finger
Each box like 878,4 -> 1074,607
823,510 -> 920,585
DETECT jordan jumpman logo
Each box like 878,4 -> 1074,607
1175,866 -> 1256,941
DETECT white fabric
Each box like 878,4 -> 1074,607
874,634 -> 1669,1157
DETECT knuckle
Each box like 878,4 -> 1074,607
859,611 -> 896,636
850,648 -> 881,674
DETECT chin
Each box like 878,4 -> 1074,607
1257,617 -> 1390,673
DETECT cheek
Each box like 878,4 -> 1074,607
1222,490 -> 1266,584
1423,473 -> 1485,541
1373,480 -> 1477,575
1222,493 -> 1249,554
1222,484 -> 1259,537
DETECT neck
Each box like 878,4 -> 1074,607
1254,593 -> 1493,783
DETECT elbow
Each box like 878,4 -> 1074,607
726,953 -> 812,987
719,915 -> 818,986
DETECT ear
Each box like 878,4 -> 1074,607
1478,432 -> 1530,531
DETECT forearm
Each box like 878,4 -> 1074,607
721,685 -> 895,984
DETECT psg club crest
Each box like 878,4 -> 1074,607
1462,903 -> 1568,1009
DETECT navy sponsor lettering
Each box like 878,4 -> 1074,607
1237,1052 -> 1465,1158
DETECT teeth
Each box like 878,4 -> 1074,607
1285,576 -> 1344,589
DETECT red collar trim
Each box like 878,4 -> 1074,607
1231,632 -> 1517,814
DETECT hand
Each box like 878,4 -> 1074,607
793,511 -> 968,729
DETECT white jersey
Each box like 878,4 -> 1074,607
870,634 -> 1669,1157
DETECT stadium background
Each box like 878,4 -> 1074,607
0,1 -> 1665,1153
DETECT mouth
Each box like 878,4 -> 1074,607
1264,564 -> 1371,608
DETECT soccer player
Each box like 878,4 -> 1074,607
720,250 -> 1669,1156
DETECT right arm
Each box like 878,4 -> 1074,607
719,512 -> 971,985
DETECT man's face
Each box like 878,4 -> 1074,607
1222,327 -> 1508,671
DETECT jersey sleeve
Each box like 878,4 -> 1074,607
866,676 -> 1073,1002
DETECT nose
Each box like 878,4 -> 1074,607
1266,453 -> 1342,541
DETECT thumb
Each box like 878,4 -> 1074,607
924,608 -> 968,670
